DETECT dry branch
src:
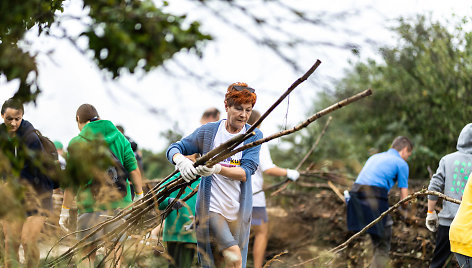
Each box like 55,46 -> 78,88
263,250 -> 289,268
47,60 -> 323,267
327,181 -> 344,202
214,89 -> 372,167
290,189 -> 461,267
269,115 -> 333,196
296,115 -> 333,171
252,90 -> 370,196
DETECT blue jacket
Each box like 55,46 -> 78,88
166,120 -> 262,268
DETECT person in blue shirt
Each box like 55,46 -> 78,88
346,136 -> 413,268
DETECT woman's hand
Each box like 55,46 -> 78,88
196,164 -> 222,177
173,154 -> 198,182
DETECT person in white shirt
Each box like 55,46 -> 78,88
166,83 -> 262,268
247,110 -> 300,268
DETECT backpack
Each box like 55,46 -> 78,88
31,129 -> 59,161
79,135 -> 129,200
97,149 -> 129,199
27,129 -> 60,188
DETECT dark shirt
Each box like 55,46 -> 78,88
0,120 -> 54,193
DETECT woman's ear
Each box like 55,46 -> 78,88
224,100 -> 229,112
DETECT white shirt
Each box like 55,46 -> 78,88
58,154 -> 66,170
252,142 -> 276,207
209,120 -> 245,221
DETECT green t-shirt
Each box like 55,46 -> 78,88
158,173 -> 200,243
67,120 -> 138,213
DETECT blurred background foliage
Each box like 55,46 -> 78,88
2,0 -> 472,184
141,15 -> 472,182
270,15 -> 472,181
0,0 -> 210,103
141,126 -> 183,181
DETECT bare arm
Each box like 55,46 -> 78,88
263,167 -> 288,177
218,166 -> 247,182
400,187 -> 408,199
427,199 -> 438,212
400,187 -> 409,208
62,188 -> 75,209
129,168 -> 143,194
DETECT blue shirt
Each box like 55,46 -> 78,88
355,148 -> 409,191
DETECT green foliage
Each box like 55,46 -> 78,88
0,0 -> 64,103
0,0 -> 211,102
141,149 -> 174,180
0,0 -> 63,42
141,126 -> 183,180
83,0 -> 212,77
300,15 -> 472,178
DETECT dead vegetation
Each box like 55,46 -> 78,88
259,173 -> 460,268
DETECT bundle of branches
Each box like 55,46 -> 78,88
45,60 -> 373,267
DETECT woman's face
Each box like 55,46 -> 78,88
225,102 -> 253,133
2,108 -> 23,133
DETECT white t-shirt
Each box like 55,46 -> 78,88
252,142 -> 276,207
209,120 -> 246,221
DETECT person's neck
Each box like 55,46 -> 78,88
225,120 -> 242,134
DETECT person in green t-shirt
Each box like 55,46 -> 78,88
156,107 -> 220,268
158,173 -> 199,268
59,104 -> 144,268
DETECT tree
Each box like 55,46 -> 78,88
142,125 -> 183,180
292,15 -> 472,178
0,0 -> 211,103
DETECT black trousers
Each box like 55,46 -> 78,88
430,225 -> 452,268
369,218 -> 393,268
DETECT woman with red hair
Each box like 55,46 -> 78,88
167,82 -> 262,268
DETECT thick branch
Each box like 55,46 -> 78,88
212,89 -> 372,167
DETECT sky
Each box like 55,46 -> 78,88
1,0 -> 471,153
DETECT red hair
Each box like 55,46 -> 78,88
224,82 -> 257,107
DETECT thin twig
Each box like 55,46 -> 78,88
48,61 -> 355,266
327,181 -> 344,202
202,59 -> 322,168
270,115 -> 333,196
263,249 -> 289,268
290,189 -> 460,267
296,116 -> 333,170
214,89 -> 372,167
253,116 -> 332,196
